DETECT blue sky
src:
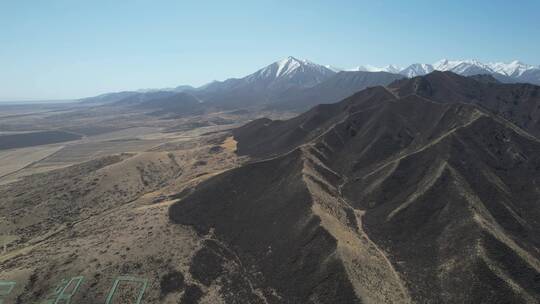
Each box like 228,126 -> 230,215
1,0 -> 539,101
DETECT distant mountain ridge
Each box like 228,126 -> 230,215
399,59 -> 540,84
92,57 -> 402,112
269,70 -> 404,110
329,59 -> 540,84
191,56 -> 336,108
79,56 -> 540,112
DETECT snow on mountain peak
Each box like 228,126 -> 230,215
399,58 -> 539,79
243,56 -> 336,88
383,64 -> 402,74
252,56 -> 333,79
433,59 -> 488,72
325,65 -> 342,73
488,60 -> 536,77
400,63 -> 434,77
203,57 -> 540,92
346,64 -> 402,73
275,56 -> 309,77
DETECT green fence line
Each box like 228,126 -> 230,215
105,276 -> 148,304
54,276 -> 84,304
0,281 -> 16,304
3,275 -> 149,304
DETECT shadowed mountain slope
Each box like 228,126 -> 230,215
269,71 -> 404,111
171,90 -> 540,303
170,145 -> 411,304
112,91 -> 179,106
134,92 -> 206,116
233,86 -> 397,158
389,71 -> 540,137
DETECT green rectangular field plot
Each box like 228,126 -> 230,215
53,276 -> 84,304
39,279 -> 69,304
0,281 -> 16,295
0,281 -> 16,304
105,276 -> 148,304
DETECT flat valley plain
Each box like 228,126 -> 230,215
0,102 -> 293,303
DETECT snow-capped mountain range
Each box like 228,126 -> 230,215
248,57 -> 540,86
82,56 -> 540,106
190,56 -> 540,110
282,57 -> 539,85
343,59 -> 540,81
399,63 -> 434,78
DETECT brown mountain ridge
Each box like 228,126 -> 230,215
170,72 -> 540,303
389,71 -> 540,137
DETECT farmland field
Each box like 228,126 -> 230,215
0,131 -> 81,150
0,145 -> 64,180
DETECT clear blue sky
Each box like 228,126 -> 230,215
1,0 -> 539,101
